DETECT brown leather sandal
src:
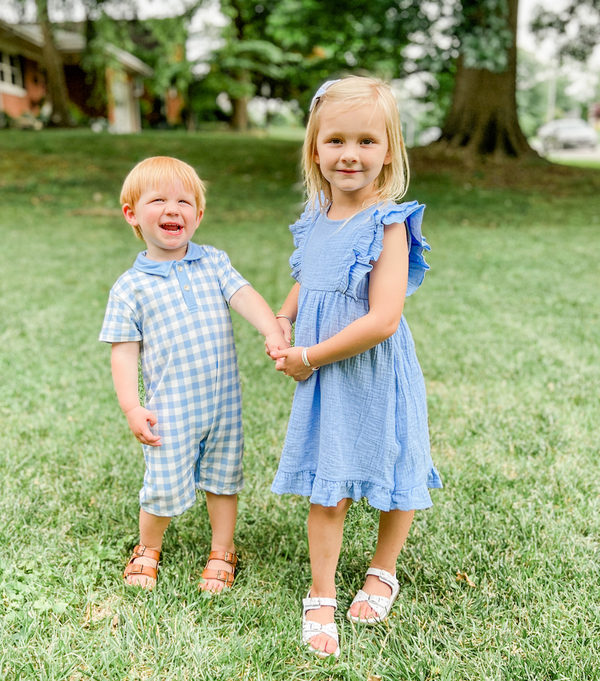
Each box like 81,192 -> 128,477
123,544 -> 161,588
199,550 -> 239,590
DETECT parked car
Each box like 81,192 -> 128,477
537,118 -> 598,151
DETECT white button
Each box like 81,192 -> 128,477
184,285 -> 190,291
178,266 -> 183,271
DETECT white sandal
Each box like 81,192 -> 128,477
346,568 -> 400,624
302,591 -> 341,659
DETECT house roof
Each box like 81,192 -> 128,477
0,18 -> 153,76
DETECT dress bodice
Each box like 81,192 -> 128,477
290,200 -> 430,301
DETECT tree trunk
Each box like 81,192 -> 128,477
438,0 -> 535,159
36,0 -> 73,127
228,0 -> 250,131
230,69 -> 250,131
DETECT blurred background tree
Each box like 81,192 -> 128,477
4,0 -> 599,157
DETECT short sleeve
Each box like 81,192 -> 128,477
345,200 -> 429,299
99,291 -> 142,343
214,249 -> 250,302
378,201 -> 429,296
289,206 -> 318,283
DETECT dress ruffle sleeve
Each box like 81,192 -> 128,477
344,200 -> 429,299
289,206 -> 318,283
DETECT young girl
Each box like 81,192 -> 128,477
269,77 -> 442,658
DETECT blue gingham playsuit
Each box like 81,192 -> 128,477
100,242 -> 249,517
271,201 -> 442,511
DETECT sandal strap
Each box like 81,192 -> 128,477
350,590 -> 389,619
207,550 -> 238,567
131,545 -> 161,562
302,620 -> 339,645
124,562 -> 158,581
201,567 -> 235,587
366,567 -> 398,590
303,591 -> 338,613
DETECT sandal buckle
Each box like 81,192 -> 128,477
216,570 -> 233,585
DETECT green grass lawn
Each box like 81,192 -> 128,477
1,129 -> 599,681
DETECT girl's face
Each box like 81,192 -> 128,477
314,102 -> 391,205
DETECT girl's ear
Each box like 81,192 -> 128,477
314,151 -> 320,165
383,149 -> 392,166
122,203 -> 138,226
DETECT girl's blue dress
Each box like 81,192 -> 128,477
271,200 -> 442,511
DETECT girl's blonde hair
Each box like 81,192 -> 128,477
120,156 -> 206,241
303,76 -> 409,211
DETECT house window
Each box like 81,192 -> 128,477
0,51 -> 23,88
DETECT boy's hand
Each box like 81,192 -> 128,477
125,406 -> 162,446
270,347 -> 315,381
264,330 -> 290,358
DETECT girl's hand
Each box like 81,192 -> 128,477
265,319 -> 292,356
276,317 -> 293,345
125,406 -> 162,446
270,347 -> 316,381
264,330 -> 290,357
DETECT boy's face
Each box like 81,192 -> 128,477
123,179 -> 203,261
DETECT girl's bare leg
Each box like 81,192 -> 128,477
200,492 -> 238,592
126,508 -> 171,587
349,509 -> 415,620
305,498 -> 352,655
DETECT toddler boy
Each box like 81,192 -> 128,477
100,156 -> 286,590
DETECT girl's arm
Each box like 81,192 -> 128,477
271,222 -> 408,380
111,342 -> 161,446
229,285 -> 289,354
275,282 -> 300,344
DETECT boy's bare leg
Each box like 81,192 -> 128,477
200,492 -> 238,592
348,509 -> 415,620
125,509 -> 171,587
304,499 -> 352,655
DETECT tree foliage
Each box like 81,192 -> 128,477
531,0 -> 600,63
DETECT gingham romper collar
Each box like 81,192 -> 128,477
133,242 -> 204,276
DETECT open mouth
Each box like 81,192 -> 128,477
160,223 -> 183,234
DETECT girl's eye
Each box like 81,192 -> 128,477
361,139 -> 374,145
329,138 -> 342,144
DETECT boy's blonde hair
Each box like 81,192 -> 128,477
303,76 -> 409,211
120,156 -> 206,241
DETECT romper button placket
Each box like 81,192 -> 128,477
184,285 -> 190,291
178,266 -> 183,271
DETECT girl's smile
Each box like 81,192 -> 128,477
314,103 -> 391,208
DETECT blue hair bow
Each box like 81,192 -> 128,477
309,79 -> 341,112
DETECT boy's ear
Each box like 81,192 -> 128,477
195,209 -> 204,227
122,203 -> 138,226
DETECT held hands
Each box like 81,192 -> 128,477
270,346 -> 315,382
125,406 -> 162,447
264,329 -> 290,357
